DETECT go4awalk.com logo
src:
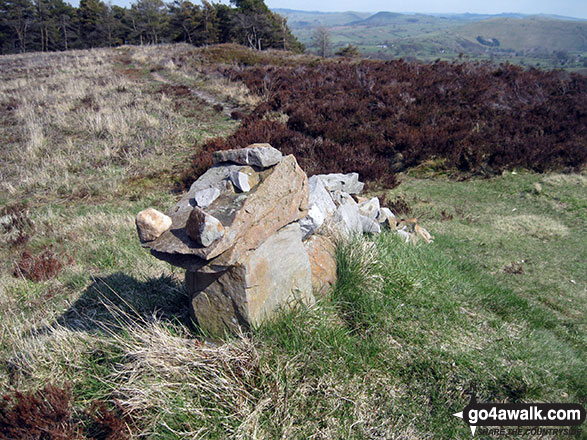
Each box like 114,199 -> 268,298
453,390 -> 585,436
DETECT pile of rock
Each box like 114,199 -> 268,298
136,144 -> 432,336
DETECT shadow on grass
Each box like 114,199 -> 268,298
52,273 -> 192,333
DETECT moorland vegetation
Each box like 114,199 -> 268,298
183,57 -> 586,189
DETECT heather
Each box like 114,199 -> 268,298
183,59 -> 586,188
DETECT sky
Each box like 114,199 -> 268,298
266,0 -> 587,19
82,0 -> 587,20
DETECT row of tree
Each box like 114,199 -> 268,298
0,0 -> 304,54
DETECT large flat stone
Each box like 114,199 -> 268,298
188,223 -> 314,336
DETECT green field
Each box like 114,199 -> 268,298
0,44 -> 585,438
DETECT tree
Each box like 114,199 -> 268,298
0,0 -> 35,52
335,43 -> 360,58
313,25 -> 330,57
168,0 -> 198,44
77,0 -> 108,47
129,0 -> 167,44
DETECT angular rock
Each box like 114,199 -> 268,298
188,223 -> 313,336
147,155 -> 309,265
360,215 -> 381,234
193,186 -> 221,208
136,208 -> 172,242
212,144 -> 283,168
330,190 -> 355,207
397,227 -> 411,243
175,163 -> 244,221
416,225 -> 434,243
299,176 -> 336,239
299,205 -> 325,240
353,195 -> 369,204
229,166 -> 259,192
315,172 -> 364,195
358,197 -> 380,220
377,207 -> 397,229
185,207 -> 225,247
303,234 -> 337,297
321,196 -> 362,239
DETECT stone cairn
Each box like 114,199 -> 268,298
136,144 -> 432,336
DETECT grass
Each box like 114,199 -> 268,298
0,44 -> 585,438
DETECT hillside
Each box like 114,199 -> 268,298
0,44 -> 585,438
272,8 -> 371,27
454,17 -> 587,52
277,9 -> 587,68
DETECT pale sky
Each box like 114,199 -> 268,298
75,0 -> 587,20
266,0 -> 587,19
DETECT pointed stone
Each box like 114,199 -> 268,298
193,186 -> 221,208
299,175 -> 336,239
360,215 -> 381,234
377,207 -> 397,229
185,207 -> 225,247
358,197 -> 380,220
229,166 -> 259,192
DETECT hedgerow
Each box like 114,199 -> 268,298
182,59 -> 586,188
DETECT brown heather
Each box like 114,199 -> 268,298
181,59 -> 586,188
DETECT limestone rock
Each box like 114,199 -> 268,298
322,197 -> 362,238
299,176 -> 336,239
136,208 -> 172,242
299,205 -> 326,240
188,223 -> 313,336
315,172 -> 364,195
330,190 -> 355,207
185,207 -> 225,247
147,155 -> 309,265
360,215 -> 381,234
193,186 -> 221,208
229,166 -> 260,192
212,144 -> 283,168
303,234 -> 337,297
377,207 -> 397,229
358,197 -> 380,220
397,227 -> 410,243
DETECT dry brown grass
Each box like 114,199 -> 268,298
492,214 -> 570,238
0,45 -> 237,202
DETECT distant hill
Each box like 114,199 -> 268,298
273,9 -> 371,28
275,8 -> 587,69
454,17 -> 587,52
348,11 -> 403,26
